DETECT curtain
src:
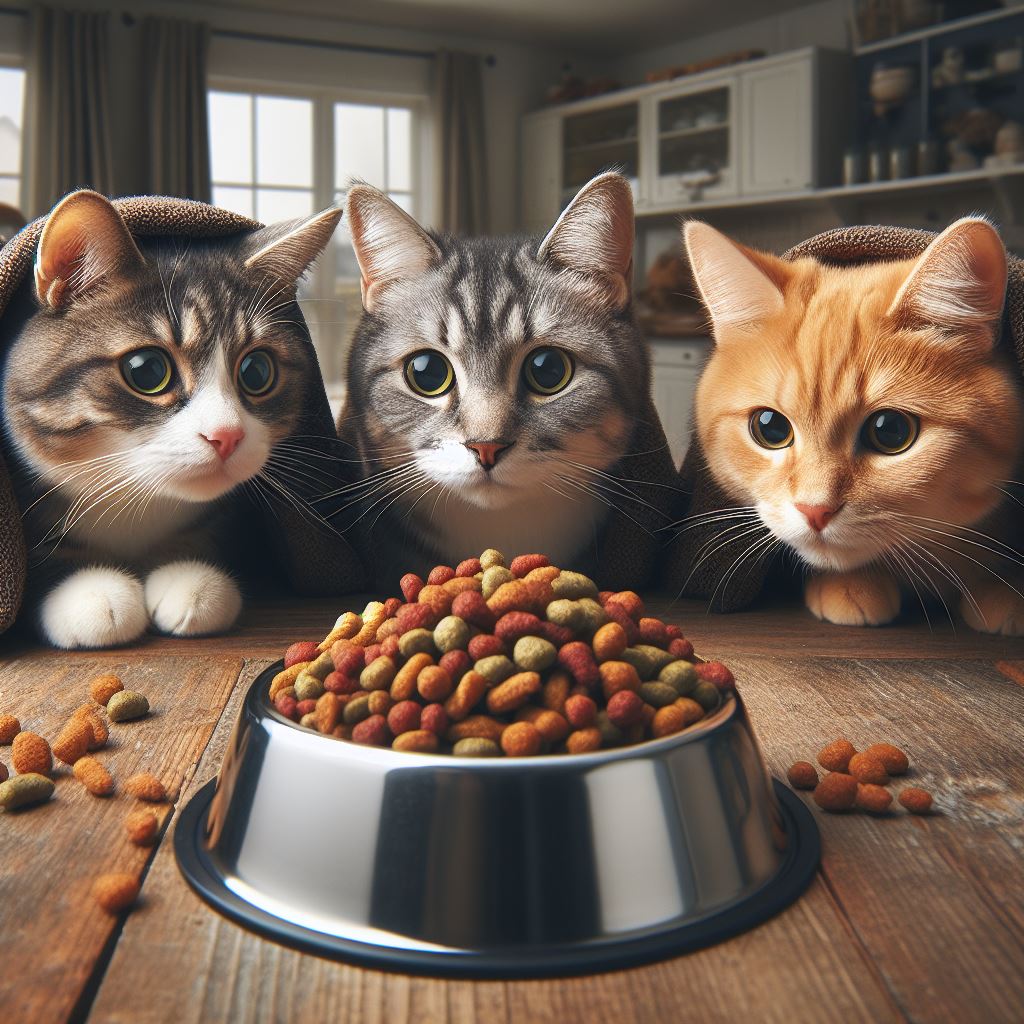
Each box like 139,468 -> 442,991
144,16 -> 211,202
26,6 -> 113,217
433,51 -> 489,235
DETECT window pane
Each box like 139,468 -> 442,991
0,68 -> 25,176
257,96 -> 312,187
212,185 -> 254,218
335,103 -> 384,187
387,108 -> 412,192
208,92 -> 252,184
0,175 -> 20,208
332,230 -> 361,282
256,188 -> 313,224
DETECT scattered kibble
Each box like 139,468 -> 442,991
864,743 -> 909,776
107,691 -> 150,723
125,809 -> 160,846
855,783 -> 893,814
92,873 -> 140,914
813,772 -> 859,812
124,772 -> 166,802
0,713 -> 20,744
89,674 -> 124,706
899,787 -> 933,814
12,732 -> 52,775
817,738 -> 856,773
73,757 -> 114,796
848,752 -> 889,786
787,761 -> 819,790
52,718 -> 93,766
0,772 -> 54,810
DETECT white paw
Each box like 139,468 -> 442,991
145,560 -> 242,637
40,567 -> 149,649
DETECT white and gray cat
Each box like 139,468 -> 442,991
0,190 -> 341,649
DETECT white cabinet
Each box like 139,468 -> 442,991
648,339 -> 711,467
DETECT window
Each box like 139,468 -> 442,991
0,66 -> 26,209
208,87 -> 419,400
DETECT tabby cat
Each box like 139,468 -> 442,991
0,190 -> 341,648
684,216 -> 1024,633
336,172 -> 662,585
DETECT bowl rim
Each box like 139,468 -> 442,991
255,660 -> 740,771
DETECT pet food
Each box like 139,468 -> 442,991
125,809 -> 159,846
73,757 -> 114,796
0,772 -> 53,810
52,718 -> 93,766
813,772 -> 859,811
276,550 -> 735,757
898,787 -> 933,814
786,761 -> 818,790
124,772 -> 166,802
89,674 -> 124,706
12,732 -> 51,775
0,713 -> 20,744
106,691 -> 150,723
92,873 -> 140,914
848,752 -> 889,786
817,738 -> 856,773
864,743 -> 909,775
855,783 -> 893,814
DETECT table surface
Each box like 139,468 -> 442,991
2,594 -> 1023,1024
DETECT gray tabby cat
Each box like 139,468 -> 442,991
0,190 -> 341,649
337,172 -> 673,584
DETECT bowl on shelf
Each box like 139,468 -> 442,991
175,663 -> 818,976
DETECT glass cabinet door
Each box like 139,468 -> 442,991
561,102 -> 641,206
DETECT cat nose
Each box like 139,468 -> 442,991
795,501 -> 844,532
465,440 -> 512,469
202,427 -> 245,461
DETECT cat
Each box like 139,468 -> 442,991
683,216 -> 1024,634
335,171 -> 674,586
0,189 -> 342,649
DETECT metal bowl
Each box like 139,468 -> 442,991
175,663 -> 818,977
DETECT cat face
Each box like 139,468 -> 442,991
1,191 -> 339,506
686,218 -> 1024,573
342,173 -> 644,512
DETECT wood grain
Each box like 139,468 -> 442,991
0,652 -> 242,1024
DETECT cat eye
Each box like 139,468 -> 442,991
121,348 -> 174,396
405,350 -> 454,397
749,409 -> 794,450
523,347 -> 574,395
238,350 -> 277,397
861,410 -> 919,455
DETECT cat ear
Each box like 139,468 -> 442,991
244,207 -> 343,285
682,221 -> 786,337
887,217 -> 1006,345
34,190 -> 145,310
344,184 -> 441,312
537,172 -> 634,310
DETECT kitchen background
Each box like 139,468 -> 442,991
1,0 -> 1022,464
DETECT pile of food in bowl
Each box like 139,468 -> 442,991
270,550 -> 736,757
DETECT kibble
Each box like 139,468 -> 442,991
864,743 -> 910,776
124,772 -> 166,802
787,761 -> 819,790
73,757 -> 114,796
813,772 -> 859,812
12,732 -> 51,775
125,809 -> 160,846
0,714 -> 20,744
899,787 -> 933,814
0,772 -> 54,810
89,674 -> 123,706
855,783 -> 893,814
92,873 -> 140,914
817,738 -> 856,773
52,718 -> 93,766
107,691 -> 150,723
848,753 -> 889,786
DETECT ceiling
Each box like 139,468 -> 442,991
200,0 -> 825,53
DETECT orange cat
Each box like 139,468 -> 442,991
685,217 -> 1024,634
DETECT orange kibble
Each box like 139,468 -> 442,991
605,590 -> 644,620
314,692 -> 342,734
390,651 -> 434,702
392,730 -> 440,754
517,707 -> 570,744
541,671 -> 571,713
848,752 -> 889,786
864,743 -> 910,776
599,660 -> 641,700
787,761 -> 819,790
652,703 -> 686,738
124,772 -> 166,802
566,728 -> 602,754
89,674 -> 124,706
52,718 -> 93,766
0,714 -> 20,744
12,732 -> 51,775
899,787 -> 933,814
855,783 -> 893,814
125,809 -> 160,846
446,715 -> 506,744
417,665 -> 454,703
817,738 -> 856,773
813,772 -> 859,812
501,721 -> 542,757
92,873 -> 140,914
444,670 -> 487,721
73,756 -> 114,796
72,705 -> 109,750
592,622 -> 628,662
486,671 -> 542,714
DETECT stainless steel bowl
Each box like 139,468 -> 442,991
175,663 -> 818,976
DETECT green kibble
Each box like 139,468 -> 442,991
639,682 -> 679,708
0,773 -> 54,810
513,636 -> 557,672
481,565 -> 514,599
474,655 -> 515,684
576,598 -> 609,634
620,645 -> 675,680
398,628 -> 436,658
453,737 -> 501,757
551,571 -> 599,600
659,660 -> 698,696
106,690 -> 150,723
434,615 -> 471,653
596,710 -> 623,747
308,650 -> 336,680
343,693 -> 371,725
479,548 -> 506,570
545,599 -> 587,632
360,656 -> 397,692
294,671 -> 325,702
692,680 -> 721,712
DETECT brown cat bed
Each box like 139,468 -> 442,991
0,196 -> 366,636
667,224 -> 1024,612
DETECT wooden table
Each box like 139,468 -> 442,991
2,596 -> 1023,1024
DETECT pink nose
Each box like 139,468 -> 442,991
202,427 -> 245,461
795,502 -> 843,533
465,441 -> 512,469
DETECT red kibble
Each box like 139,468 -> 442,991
557,642 -> 600,689
439,649 -> 472,682
452,590 -> 497,630
352,714 -> 390,746
427,565 -> 456,586
323,671 -> 359,695
510,553 -> 550,577
296,699 -> 317,716
275,694 -> 299,720
363,644 -> 383,666
421,703 -> 449,736
396,603 -> 436,632
400,573 -> 425,603
331,642 -> 364,676
285,641 -> 319,668
456,557 -> 483,577
605,591 -> 645,621
387,700 -> 421,736
603,602 -> 641,645
694,661 -> 735,690
668,637 -> 694,660
540,621 -> 575,649
382,597 -> 402,618
606,690 -> 644,728
468,633 -> 506,661
598,590 -> 615,605
665,625 -> 684,641
380,635 -> 400,659
495,611 -> 545,644
638,617 -> 670,648
564,694 -> 597,729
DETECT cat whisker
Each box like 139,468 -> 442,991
881,546 -> 936,633
677,521 -> 769,599
662,507 -> 759,537
321,463 -> 425,516
556,457 -> 685,494
708,532 -> 778,613
316,460 -> 421,502
890,512 -> 1024,566
891,539 -> 962,631
556,473 -> 654,536
898,533 -> 986,627
366,473 -> 432,536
